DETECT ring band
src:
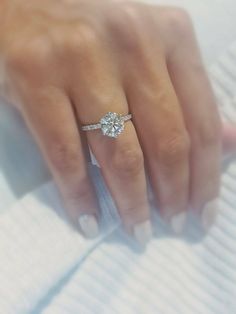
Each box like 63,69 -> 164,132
81,112 -> 132,138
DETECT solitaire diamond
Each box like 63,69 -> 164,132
100,112 -> 124,138
81,112 -> 131,138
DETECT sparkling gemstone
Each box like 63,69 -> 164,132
100,112 -> 124,138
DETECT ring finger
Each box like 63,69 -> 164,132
71,45 -> 152,245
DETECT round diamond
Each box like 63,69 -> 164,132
100,112 -> 124,138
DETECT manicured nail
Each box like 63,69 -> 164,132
133,220 -> 152,246
201,199 -> 219,230
78,214 -> 99,238
171,211 -> 186,234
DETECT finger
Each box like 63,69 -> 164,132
124,52 -> 190,234
222,124 -> 236,155
90,120 -> 152,246
20,88 -> 100,238
166,10 -> 222,230
70,39 -> 152,245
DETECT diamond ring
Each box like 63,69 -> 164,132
81,112 -> 132,138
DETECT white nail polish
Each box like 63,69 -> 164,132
78,214 -> 99,238
202,199 -> 219,230
171,212 -> 186,234
134,220 -> 152,246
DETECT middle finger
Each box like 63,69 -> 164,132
124,46 -> 190,234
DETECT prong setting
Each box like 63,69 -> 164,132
81,112 -> 132,138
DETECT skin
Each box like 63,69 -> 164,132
0,0 -> 235,240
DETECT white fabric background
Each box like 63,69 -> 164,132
0,1 -> 236,314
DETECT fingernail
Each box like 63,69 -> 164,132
171,211 -> 186,234
133,220 -> 152,246
202,199 -> 219,230
78,214 -> 99,238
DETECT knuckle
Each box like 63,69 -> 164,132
6,36 -> 52,75
188,58 -> 207,77
121,200 -> 147,222
118,3 -> 141,29
111,146 -> 144,177
107,4 -> 143,52
165,7 -> 193,39
159,133 -> 190,167
161,176 -> 188,207
67,179 -> 92,204
139,84 -> 171,105
64,23 -> 99,55
195,120 -> 221,147
49,140 -> 80,174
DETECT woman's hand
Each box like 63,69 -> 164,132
0,0 -> 234,244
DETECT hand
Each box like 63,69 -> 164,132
0,0 -> 235,244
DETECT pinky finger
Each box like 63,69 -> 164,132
222,124 -> 236,155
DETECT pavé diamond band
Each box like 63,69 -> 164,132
81,112 -> 132,138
